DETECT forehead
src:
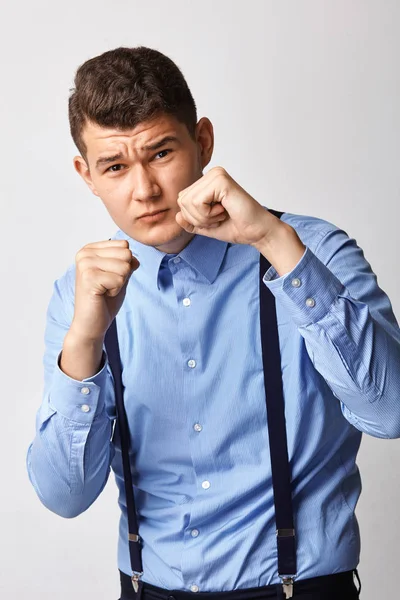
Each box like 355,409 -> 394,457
82,114 -> 189,158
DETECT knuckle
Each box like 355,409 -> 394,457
115,274 -> 125,288
213,166 -> 226,177
120,248 -> 133,261
121,263 -> 131,277
107,288 -> 119,298
75,249 -> 86,263
80,264 -> 96,280
78,256 -> 94,271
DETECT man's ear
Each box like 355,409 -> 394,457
73,155 -> 100,197
195,117 -> 214,170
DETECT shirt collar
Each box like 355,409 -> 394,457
113,230 -> 229,289
179,234 -> 228,284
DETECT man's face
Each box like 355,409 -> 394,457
74,114 -> 214,252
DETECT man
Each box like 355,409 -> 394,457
26,46 -> 400,600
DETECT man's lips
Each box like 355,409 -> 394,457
137,209 -> 169,221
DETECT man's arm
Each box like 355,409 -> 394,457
26,268 -> 116,518
257,222 -> 400,439
167,165 -> 400,438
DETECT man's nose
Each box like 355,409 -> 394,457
131,166 -> 161,202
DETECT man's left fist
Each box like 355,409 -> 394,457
175,166 -> 286,247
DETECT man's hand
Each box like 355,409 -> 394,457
176,166 -> 284,247
176,166 -> 306,276
71,240 -> 140,343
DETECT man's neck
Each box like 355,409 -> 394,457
154,232 -> 195,254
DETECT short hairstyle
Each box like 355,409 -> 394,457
68,46 -> 198,161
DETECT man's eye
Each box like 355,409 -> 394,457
107,164 -> 125,173
155,149 -> 171,160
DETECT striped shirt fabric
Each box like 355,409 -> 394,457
27,209 -> 400,591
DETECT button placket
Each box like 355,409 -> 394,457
172,264 -> 206,589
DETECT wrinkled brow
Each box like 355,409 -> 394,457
95,153 -> 124,170
95,136 -> 180,170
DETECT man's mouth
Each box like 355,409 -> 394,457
138,209 -> 169,222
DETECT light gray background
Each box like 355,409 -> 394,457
1,1 -> 399,598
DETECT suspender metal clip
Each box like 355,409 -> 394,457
276,529 -> 296,596
131,571 -> 143,593
129,533 -> 143,592
281,576 -> 294,599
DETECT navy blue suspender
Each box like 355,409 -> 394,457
104,209 -> 296,599
259,211 -> 296,598
104,317 -> 143,589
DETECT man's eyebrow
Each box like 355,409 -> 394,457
95,153 -> 124,170
141,135 -> 180,151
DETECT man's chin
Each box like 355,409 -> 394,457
128,221 -> 189,249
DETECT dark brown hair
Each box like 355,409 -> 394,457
68,46 -> 198,161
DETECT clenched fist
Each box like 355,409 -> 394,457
70,240 -> 140,343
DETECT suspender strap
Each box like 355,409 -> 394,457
105,320 -> 143,595
259,209 -> 297,588
105,209 -> 296,597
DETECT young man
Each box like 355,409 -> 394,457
27,46 -> 400,600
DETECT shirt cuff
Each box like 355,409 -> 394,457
48,350 -> 109,423
262,246 -> 345,327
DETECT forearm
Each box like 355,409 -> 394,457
27,349 -> 115,517
262,225 -> 400,439
60,326 -> 105,381
301,289 -> 400,438
27,267 -> 119,516
27,407 -> 114,518
253,222 -> 307,277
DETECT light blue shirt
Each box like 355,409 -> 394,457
27,209 -> 400,592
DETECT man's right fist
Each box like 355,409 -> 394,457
70,239 -> 140,342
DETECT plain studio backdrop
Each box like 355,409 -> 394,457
1,1 -> 399,599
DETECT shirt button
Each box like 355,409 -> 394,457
194,423 -> 203,432
81,404 -> 90,413
173,257 -> 181,264
182,297 -> 191,307
80,387 -> 90,395
291,278 -> 302,288
202,480 -> 211,490
191,529 -> 199,538
306,297 -> 316,307
188,359 -> 196,368
190,585 -> 199,593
